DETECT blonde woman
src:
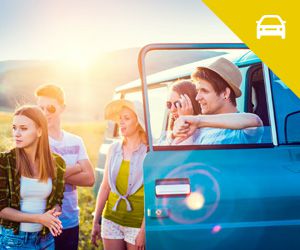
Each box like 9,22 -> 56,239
92,100 -> 147,250
0,105 -> 65,249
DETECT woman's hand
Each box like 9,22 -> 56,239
52,205 -> 62,217
135,227 -> 145,250
172,116 -> 198,144
91,221 -> 101,247
37,208 -> 63,237
177,94 -> 194,116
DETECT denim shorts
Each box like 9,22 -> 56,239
0,226 -> 54,250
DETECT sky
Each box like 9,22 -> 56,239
0,0 -> 241,61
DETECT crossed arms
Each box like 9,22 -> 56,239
64,159 -> 95,187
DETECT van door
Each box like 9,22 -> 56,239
139,44 -> 300,250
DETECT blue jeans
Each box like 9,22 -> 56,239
54,225 -> 79,250
0,226 -> 54,250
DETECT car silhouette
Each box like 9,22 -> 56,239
256,15 -> 286,39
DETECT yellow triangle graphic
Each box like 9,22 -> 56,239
203,0 -> 300,97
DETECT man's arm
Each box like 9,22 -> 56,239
65,159 -> 95,187
190,113 -> 263,129
64,163 -> 82,179
173,113 -> 263,140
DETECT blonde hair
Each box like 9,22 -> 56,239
14,105 -> 56,182
121,108 -> 147,146
137,124 -> 147,145
35,84 -> 65,105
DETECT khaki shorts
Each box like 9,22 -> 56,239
101,218 -> 141,245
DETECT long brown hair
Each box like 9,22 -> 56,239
169,80 -> 201,130
172,80 -> 201,115
14,105 -> 56,181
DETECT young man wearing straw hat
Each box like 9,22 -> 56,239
173,57 -> 264,145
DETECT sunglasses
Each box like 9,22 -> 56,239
41,105 -> 56,114
166,100 -> 182,109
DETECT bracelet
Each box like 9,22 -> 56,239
98,217 -> 102,225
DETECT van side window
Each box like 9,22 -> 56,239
271,72 -> 300,144
285,111 -> 300,144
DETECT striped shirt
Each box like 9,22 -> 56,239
0,149 -> 65,235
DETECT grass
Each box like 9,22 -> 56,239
0,112 -> 105,250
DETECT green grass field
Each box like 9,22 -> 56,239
0,112 -> 105,249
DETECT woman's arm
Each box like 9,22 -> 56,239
91,149 -> 111,247
135,218 -> 146,250
92,173 -> 110,226
0,207 -> 62,236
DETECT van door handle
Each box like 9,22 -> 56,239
147,208 -> 169,218
155,178 -> 190,197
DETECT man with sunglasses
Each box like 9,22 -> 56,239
173,58 -> 264,145
35,84 -> 95,250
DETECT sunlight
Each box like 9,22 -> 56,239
185,191 -> 205,210
61,51 -> 94,72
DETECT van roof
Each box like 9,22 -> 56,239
115,50 -> 261,94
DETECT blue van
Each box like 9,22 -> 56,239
96,43 -> 300,249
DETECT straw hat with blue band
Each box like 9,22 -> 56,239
194,57 -> 243,98
104,99 -> 145,131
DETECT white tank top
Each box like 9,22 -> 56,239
20,176 -> 52,232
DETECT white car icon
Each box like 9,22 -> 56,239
256,15 -> 286,39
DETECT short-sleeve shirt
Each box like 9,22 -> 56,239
194,126 -> 264,145
49,130 -> 88,229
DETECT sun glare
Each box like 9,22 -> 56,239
185,191 -> 205,210
61,52 -> 94,72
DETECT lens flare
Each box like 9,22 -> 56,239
185,192 -> 205,210
212,225 -> 222,234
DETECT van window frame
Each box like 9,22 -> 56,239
138,43 -> 277,152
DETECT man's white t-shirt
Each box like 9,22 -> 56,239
49,130 -> 88,229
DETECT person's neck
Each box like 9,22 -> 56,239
217,103 -> 238,114
124,133 -> 142,151
48,121 -> 63,140
23,142 -> 38,166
